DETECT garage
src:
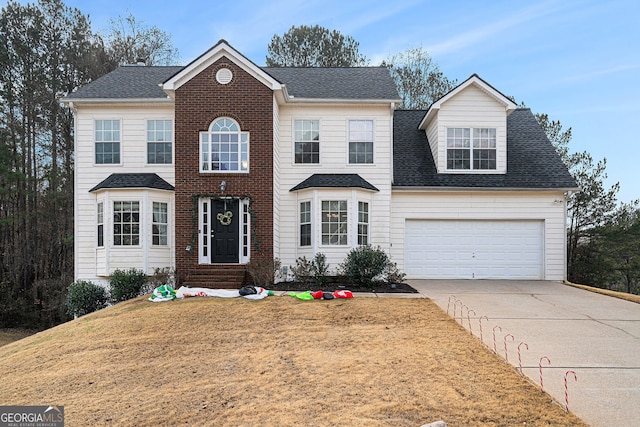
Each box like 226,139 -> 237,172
405,219 -> 544,279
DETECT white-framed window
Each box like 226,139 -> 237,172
321,200 -> 348,245
97,202 -> 104,247
446,127 -> 496,170
113,201 -> 140,246
299,201 -> 311,247
95,119 -> 120,164
200,118 -> 249,172
349,120 -> 373,164
147,120 -> 173,164
152,202 -> 168,246
357,201 -> 369,245
294,119 -> 319,164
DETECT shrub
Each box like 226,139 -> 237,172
290,256 -> 313,285
340,246 -> 389,288
66,280 -> 108,318
312,253 -> 330,287
109,268 -> 148,302
384,261 -> 407,284
247,258 -> 281,286
148,267 -> 176,289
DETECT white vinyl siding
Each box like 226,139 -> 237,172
74,105 -> 175,283
390,191 -> 568,281
276,105 -> 393,269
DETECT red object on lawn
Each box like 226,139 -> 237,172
333,290 -> 353,299
479,316 -> 489,344
492,325 -> 502,353
311,291 -> 324,299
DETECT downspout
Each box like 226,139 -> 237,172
69,101 -> 79,282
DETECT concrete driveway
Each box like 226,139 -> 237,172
408,280 -> 640,427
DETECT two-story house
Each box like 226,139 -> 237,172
63,40 -> 577,287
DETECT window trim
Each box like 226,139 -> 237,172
348,119 -> 374,164
299,200 -> 312,247
320,200 -> 349,246
293,118 -> 320,165
200,117 -> 249,173
97,202 -> 104,247
446,127 -> 497,171
113,200 -> 140,247
94,119 -> 121,165
152,201 -> 168,246
147,119 -> 173,165
357,201 -> 369,246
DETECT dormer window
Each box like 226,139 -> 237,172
446,127 -> 496,170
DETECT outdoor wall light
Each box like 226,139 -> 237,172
220,180 -> 227,193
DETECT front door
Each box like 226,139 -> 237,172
199,198 -> 240,264
212,199 -> 239,263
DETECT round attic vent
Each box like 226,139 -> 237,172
216,68 -> 233,84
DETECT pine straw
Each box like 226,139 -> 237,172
0,296 -> 588,427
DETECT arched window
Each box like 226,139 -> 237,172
200,118 -> 249,172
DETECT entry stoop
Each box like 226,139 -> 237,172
182,265 -> 249,289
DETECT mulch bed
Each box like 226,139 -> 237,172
268,281 -> 418,294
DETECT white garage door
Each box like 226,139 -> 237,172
405,220 -> 544,279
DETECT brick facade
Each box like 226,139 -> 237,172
174,58 -> 273,287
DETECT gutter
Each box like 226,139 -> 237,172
392,186 -> 580,192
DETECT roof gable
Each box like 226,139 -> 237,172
162,40 -> 282,96
419,74 -> 518,129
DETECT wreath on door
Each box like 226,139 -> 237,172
217,211 -> 233,226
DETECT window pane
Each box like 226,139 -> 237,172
294,120 -> 320,164
321,200 -> 347,245
113,200 -> 140,246
202,119 -> 248,172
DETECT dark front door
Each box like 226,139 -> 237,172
212,199 -> 239,263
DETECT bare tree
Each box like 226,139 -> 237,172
103,12 -> 179,66
383,46 -> 457,110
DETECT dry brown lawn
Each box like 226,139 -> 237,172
0,295 -> 588,426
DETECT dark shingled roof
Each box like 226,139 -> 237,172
393,109 -> 578,189
290,174 -> 379,192
64,65 -> 399,101
89,173 -> 174,192
263,67 -> 400,100
65,66 -> 182,100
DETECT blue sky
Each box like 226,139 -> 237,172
5,0 -> 639,202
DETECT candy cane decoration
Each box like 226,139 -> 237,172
479,316 -> 489,344
539,356 -> 551,392
454,299 -> 463,321
460,304 -> 468,324
503,334 -> 515,363
467,309 -> 476,335
564,370 -> 577,413
517,342 -> 529,375
492,325 -> 502,353
447,295 -> 456,315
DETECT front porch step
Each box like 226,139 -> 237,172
182,266 -> 249,289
